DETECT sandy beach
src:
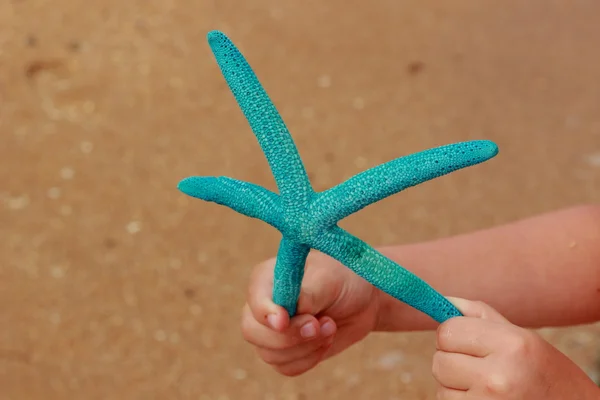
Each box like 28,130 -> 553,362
2,1 -> 600,398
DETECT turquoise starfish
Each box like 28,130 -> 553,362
178,31 -> 499,323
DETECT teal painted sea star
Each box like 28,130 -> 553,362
178,31 -> 499,323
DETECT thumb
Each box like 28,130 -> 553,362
247,258 -> 291,332
247,255 -> 341,332
295,264 -> 343,316
446,297 -> 512,324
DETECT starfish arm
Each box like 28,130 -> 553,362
177,176 -> 283,229
311,140 -> 498,226
207,31 -> 313,206
272,238 -> 311,317
312,226 -> 462,323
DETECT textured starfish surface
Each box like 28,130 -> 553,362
178,30 -> 499,323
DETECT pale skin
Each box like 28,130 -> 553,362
241,204 -> 600,398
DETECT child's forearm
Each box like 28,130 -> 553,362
375,204 -> 600,331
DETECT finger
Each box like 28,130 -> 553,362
257,316 -> 337,365
257,337 -> 330,365
241,304 -> 327,349
436,386 -> 469,400
247,258 -> 290,331
432,350 -> 482,391
436,316 -> 515,357
248,255 -> 341,333
445,297 -> 511,324
257,336 -> 329,365
295,254 -> 343,316
274,337 -> 334,377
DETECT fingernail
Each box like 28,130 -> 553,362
267,314 -> 278,329
321,321 -> 335,337
300,322 -> 316,339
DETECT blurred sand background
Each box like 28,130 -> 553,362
2,0 -> 600,399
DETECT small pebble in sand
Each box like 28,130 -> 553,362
317,74 -> 332,88
346,373 -> 361,386
26,35 -> 38,47
377,351 -> 405,370
584,152 -> 600,167
60,167 -> 75,180
197,251 -> 208,263
407,61 -> 425,75
301,107 -> 315,119
49,312 -> 61,325
352,97 -> 365,110
50,266 -> 65,278
232,368 -> 247,380
565,115 -> 580,130
154,330 -> 167,342
126,221 -> 142,234
6,195 -> 30,210
60,205 -> 73,216
80,141 -> 94,154
47,187 -> 61,199
400,372 -> 413,384
189,304 -> 203,316
353,156 -> 368,169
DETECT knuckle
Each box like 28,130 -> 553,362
435,323 -> 448,344
256,348 -> 280,366
470,300 -> 489,317
472,300 -> 487,309
435,387 -> 458,400
505,330 -> 535,357
436,319 -> 458,348
484,372 -> 512,395
435,389 -> 442,400
431,351 -> 444,381
240,312 -> 254,342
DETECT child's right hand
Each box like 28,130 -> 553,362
241,251 -> 382,376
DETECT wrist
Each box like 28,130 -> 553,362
373,289 -> 399,332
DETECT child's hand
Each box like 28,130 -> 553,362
241,252 -> 380,376
433,297 -> 599,399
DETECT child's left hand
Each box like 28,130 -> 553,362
433,297 -> 599,399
